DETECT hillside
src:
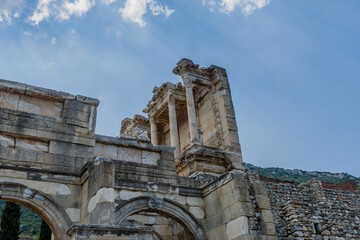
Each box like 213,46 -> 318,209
244,162 -> 360,189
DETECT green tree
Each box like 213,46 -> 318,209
38,220 -> 51,240
0,202 -> 21,240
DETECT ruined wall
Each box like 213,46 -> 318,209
265,179 -> 360,239
0,79 -> 99,239
203,171 -> 277,240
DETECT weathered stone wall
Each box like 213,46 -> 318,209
265,179 -> 360,239
202,171 -> 277,240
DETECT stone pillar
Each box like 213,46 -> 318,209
149,116 -> 158,145
168,92 -> 180,157
183,77 -> 200,144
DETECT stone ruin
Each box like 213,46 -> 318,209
0,59 -> 358,240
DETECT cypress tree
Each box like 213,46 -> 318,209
38,220 -> 51,240
0,202 -> 21,240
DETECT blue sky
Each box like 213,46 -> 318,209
0,0 -> 359,176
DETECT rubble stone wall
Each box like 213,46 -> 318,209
265,179 -> 360,239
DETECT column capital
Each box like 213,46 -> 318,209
182,75 -> 194,87
167,90 -> 176,105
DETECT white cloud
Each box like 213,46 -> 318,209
51,37 -> 56,44
1,0 -> 174,26
119,0 -> 149,27
203,0 -> 270,16
220,0 -> 270,15
102,0 -> 117,5
27,0 -> 96,24
0,0 -> 24,23
28,0 -> 54,25
21,31 -> 32,36
58,0 -> 95,20
119,0 -> 174,27
202,0 -> 216,12
149,1 -> 174,17
106,25 -> 122,37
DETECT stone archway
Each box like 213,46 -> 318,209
115,196 -> 207,240
0,182 -> 71,240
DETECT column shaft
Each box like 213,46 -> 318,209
184,78 -> 200,144
149,117 -> 158,145
168,94 -> 180,157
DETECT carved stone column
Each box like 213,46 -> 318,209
149,116 -> 158,145
183,77 -> 200,144
168,92 -> 180,157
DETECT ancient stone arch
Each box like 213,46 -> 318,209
115,196 -> 207,240
0,182 -> 71,240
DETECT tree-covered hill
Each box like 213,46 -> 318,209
244,162 -> 360,189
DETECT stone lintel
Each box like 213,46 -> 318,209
0,79 -> 99,106
95,134 -> 174,153
67,223 -> 153,236
143,83 -> 186,117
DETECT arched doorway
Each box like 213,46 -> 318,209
115,196 -> 207,240
0,182 -> 71,240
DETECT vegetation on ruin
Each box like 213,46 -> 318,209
0,201 -> 41,239
38,220 -> 51,240
0,202 -> 21,240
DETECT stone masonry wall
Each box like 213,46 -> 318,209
265,179 -> 360,239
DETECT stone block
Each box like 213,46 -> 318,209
169,195 -> 187,205
255,194 -> 271,210
261,210 -> 274,223
119,189 -> 143,201
94,143 -> 117,159
153,225 -> 172,236
206,211 -> 224,230
232,201 -> 255,217
49,140 -> 93,158
186,196 -> 204,207
226,216 -> 249,240
0,134 -> 15,147
189,206 -> 205,219
208,225 -> 226,240
66,208 -> 81,222
88,188 -> 116,213
154,216 -> 172,225
0,91 -> 19,110
64,98 -> 94,113
231,235 -> 256,240
251,182 -> 268,196
18,95 -> 63,118
204,198 -> 222,218
141,150 -> 159,165
16,138 -> 49,152
89,201 -> 115,225
0,79 -> 26,93
117,147 -> 142,163
127,214 -> 156,225
260,221 -> 276,236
